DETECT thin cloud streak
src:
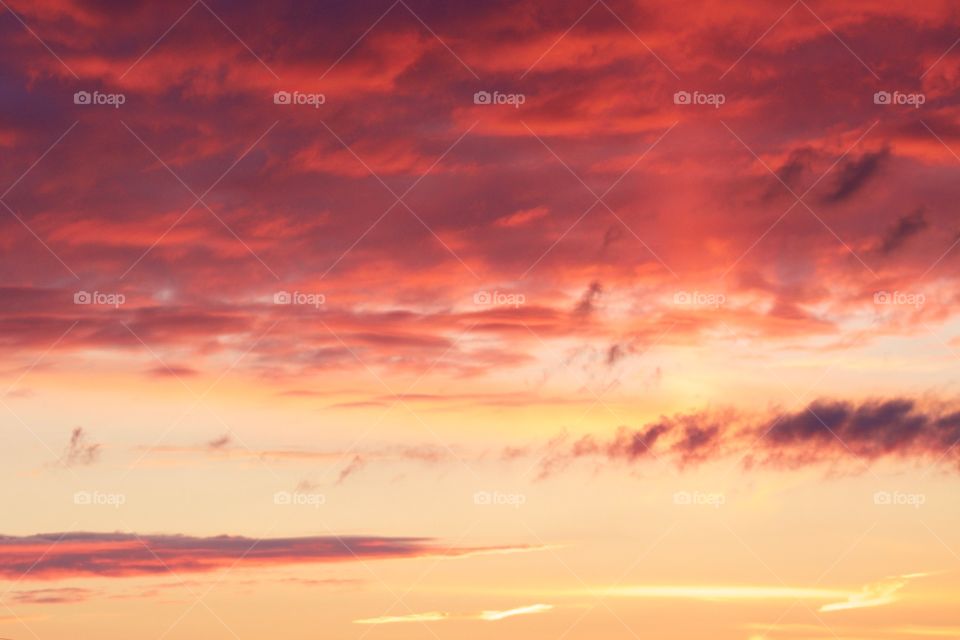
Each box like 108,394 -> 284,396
819,572 -> 937,613
354,603 -> 554,625
0,532 -> 547,581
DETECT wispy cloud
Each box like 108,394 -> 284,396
479,603 -> 554,620
0,532 -> 548,581
595,585 -> 847,601
355,611 -> 450,625
820,572 -> 936,612
58,427 -> 100,468
506,573 -> 935,610
9,587 -> 95,605
355,603 -> 553,625
206,433 -> 232,450
335,454 -> 366,485
534,397 -> 960,475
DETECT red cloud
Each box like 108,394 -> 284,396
0,0 -> 959,384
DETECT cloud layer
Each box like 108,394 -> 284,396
0,0 -> 959,387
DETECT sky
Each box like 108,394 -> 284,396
1,0 -> 959,638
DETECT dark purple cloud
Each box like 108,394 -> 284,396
535,397 -> 960,475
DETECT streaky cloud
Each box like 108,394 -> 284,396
0,532 -> 546,581
354,603 -> 553,625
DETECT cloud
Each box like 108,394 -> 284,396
0,532 -> 544,581
878,208 -> 928,254
145,442 -> 452,466
494,206 -> 549,228
206,433 -> 232,450
335,455 -> 366,485
820,572 -> 935,612
598,584 -> 846,601
821,149 -> 889,204
149,394 -> 960,478
756,399 -> 959,467
146,365 -> 199,378
536,411 -> 722,477
529,573 -> 932,610
479,603 -> 554,621
8,587 -> 95,605
747,622 -> 960,638
0,3 -> 958,388
3,387 -> 34,399
354,603 -> 553,625
573,281 -> 604,317
58,428 -> 100,468
534,397 -> 960,474
294,479 -> 322,493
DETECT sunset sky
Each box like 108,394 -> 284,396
1,0 -> 960,638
